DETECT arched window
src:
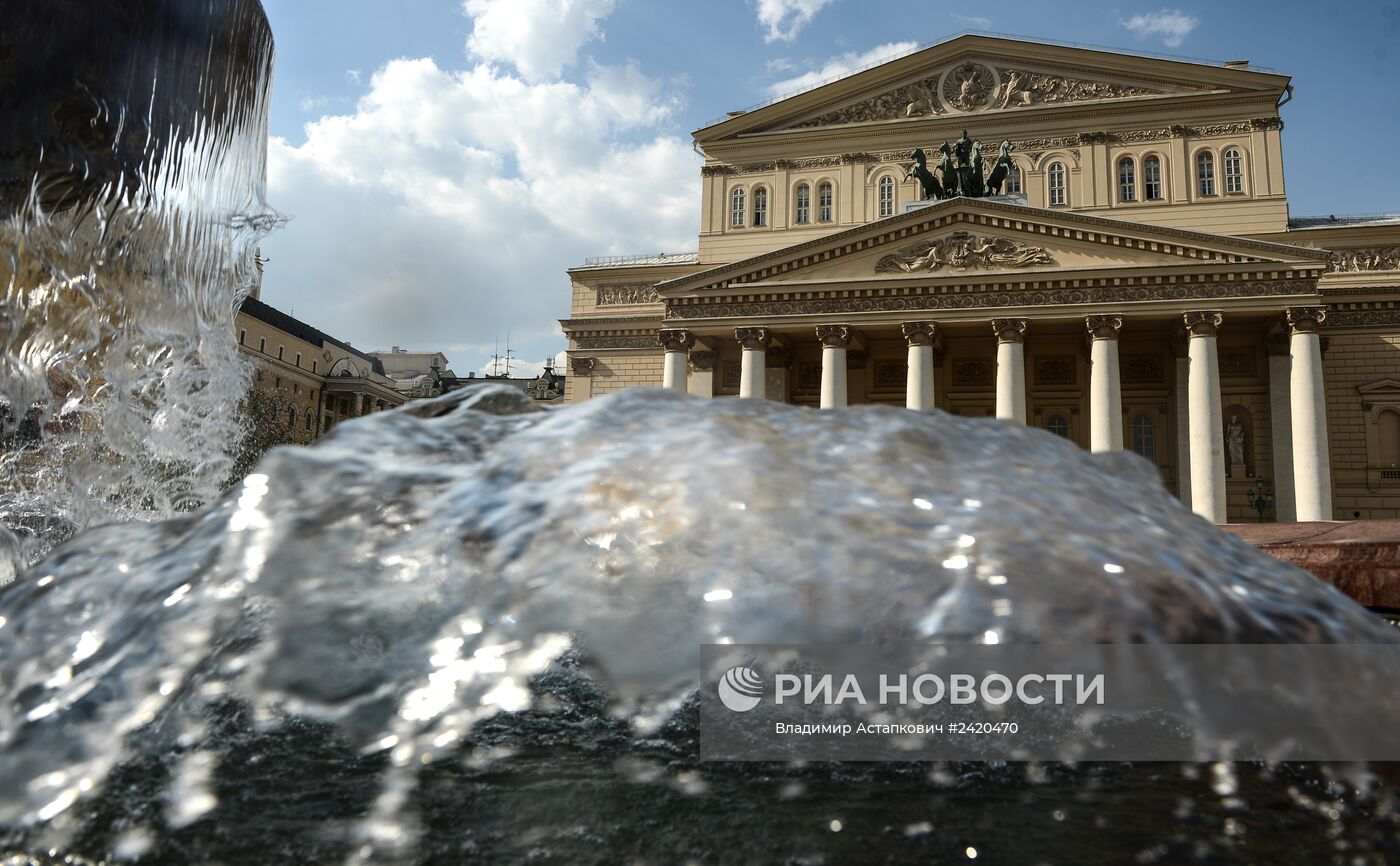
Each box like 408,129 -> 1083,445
1222,147 -> 1244,194
1132,415 -> 1157,461
1196,151 -> 1216,196
752,186 -> 768,227
286,406 -> 297,428
817,181 -> 834,222
1118,157 -> 1136,202
1143,155 -> 1163,200
1045,415 -> 1068,437
794,183 -> 811,224
878,175 -> 895,218
729,187 -> 746,228
1047,162 -> 1067,206
1006,166 -> 1023,195
305,409 -> 316,432
1380,410 -> 1400,467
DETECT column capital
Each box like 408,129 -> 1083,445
815,324 -> 854,348
1183,310 -> 1224,338
658,328 -> 693,352
734,326 -> 771,351
688,350 -> 716,372
991,318 -> 1028,344
1085,314 -> 1124,340
901,321 -> 939,347
1285,306 -> 1327,334
569,355 -> 597,377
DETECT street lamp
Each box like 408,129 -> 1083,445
1246,478 -> 1275,522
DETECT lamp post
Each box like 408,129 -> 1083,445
1246,478 -> 1275,522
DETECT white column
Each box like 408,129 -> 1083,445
1288,307 -> 1332,521
816,324 -> 852,409
569,356 -> 595,402
902,322 -> 938,411
689,351 -> 716,399
1086,315 -> 1124,452
735,327 -> 769,400
1184,311 -> 1226,523
1267,336 -> 1297,521
992,318 -> 1027,423
659,329 -> 692,392
1174,349 -> 1191,507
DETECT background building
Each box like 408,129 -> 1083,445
561,34 -> 1400,523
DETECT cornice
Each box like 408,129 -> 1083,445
660,200 -> 1327,294
662,278 -> 1317,322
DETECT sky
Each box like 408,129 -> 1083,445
256,0 -> 1400,377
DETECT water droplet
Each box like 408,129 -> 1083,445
703,589 -> 733,602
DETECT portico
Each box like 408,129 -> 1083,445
639,197 -> 1332,523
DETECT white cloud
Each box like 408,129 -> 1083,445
464,0 -> 615,81
298,95 -> 330,112
261,54 -> 697,373
1119,9 -> 1200,47
754,0 -> 840,43
346,69 -> 362,85
766,41 -> 919,98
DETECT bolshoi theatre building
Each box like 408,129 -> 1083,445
559,35 -> 1400,525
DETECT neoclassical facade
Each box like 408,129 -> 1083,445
561,35 -> 1400,523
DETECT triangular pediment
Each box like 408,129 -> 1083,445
657,199 -> 1328,295
697,35 -> 1289,140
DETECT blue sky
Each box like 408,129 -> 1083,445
257,0 -> 1400,375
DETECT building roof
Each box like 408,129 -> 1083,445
238,296 -> 387,376
573,252 -> 700,270
1287,214 -> 1400,230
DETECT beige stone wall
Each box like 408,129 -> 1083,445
1324,331 -> 1400,519
586,351 -> 665,397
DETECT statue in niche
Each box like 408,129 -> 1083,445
1227,415 -> 1246,469
905,148 -> 943,200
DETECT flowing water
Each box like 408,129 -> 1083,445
3,3 -> 1400,864
0,0 -> 279,568
1,386 -> 1399,863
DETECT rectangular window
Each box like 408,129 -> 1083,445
258,337 -> 266,353
752,188 -> 767,227
818,184 -> 833,222
1118,161 -> 1136,202
1006,168 -> 1022,195
312,361 -> 318,374
295,352 -> 302,368
795,186 -> 810,224
238,329 -> 246,345
1197,155 -> 1216,196
277,345 -> 284,360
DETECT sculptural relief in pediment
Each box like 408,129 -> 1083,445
788,61 -> 1179,129
874,230 -> 1056,274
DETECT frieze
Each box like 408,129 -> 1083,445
1218,348 -> 1259,378
993,67 -> 1162,109
1328,247 -> 1400,273
792,75 -> 945,128
875,230 -> 1056,273
596,284 -> 662,306
953,359 -> 993,386
664,280 -> 1317,321
873,361 -> 908,389
573,335 -> 658,350
1325,308 -> 1400,329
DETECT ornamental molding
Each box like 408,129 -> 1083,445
663,280 -> 1316,321
573,335 -> 658,350
570,356 -> 597,377
1325,306 -> 1400,329
1327,247 -> 1400,273
596,284 -> 662,306
875,230 -> 1056,274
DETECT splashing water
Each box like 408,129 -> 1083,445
0,0 -> 280,568
1,387 -> 1398,863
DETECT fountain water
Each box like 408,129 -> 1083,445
2,3 -> 1399,864
0,0 -> 279,568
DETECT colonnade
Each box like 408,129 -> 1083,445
657,306 -> 1332,523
